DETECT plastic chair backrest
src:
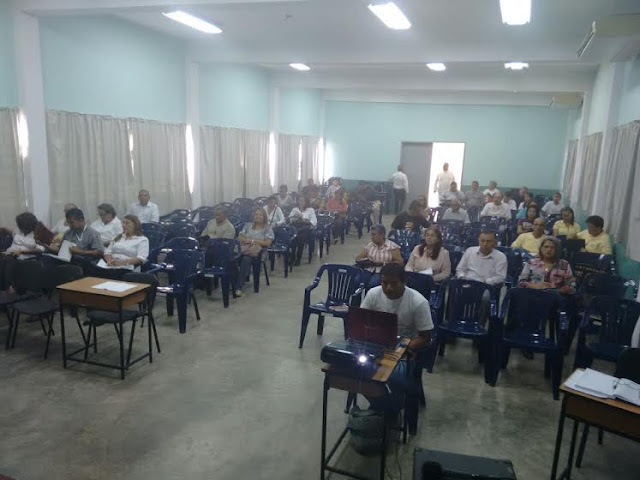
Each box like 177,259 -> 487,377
163,249 -> 204,284
190,206 -> 216,222
445,278 -> 492,326
0,232 -> 12,252
500,288 -> 563,341
145,230 -> 166,251
448,249 -> 464,274
496,247 -> 529,283
253,197 -> 269,207
587,296 -> 640,347
466,205 -> 481,223
316,214 -> 334,229
405,272 -> 436,300
437,219 -> 465,233
581,273 -> 629,299
164,222 -> 197,240
272,225 -> 296,247
160,236 -> 200,251
123,272 -> 159,309
318,264 -> 363,305
160,209 -> 190,222
573,252 -> 612,285
142,222 -> 165,235
205,238 -> 241,268
12,260 -> 46,292
614,348 -> 640,383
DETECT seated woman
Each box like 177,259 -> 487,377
235,208 -> 274,297
288,195 -> 317,266
355,224 -> 403,289
100,215 -> 149,277
326,190 -> 348,243
516,193 -> 533,219
3,212 -> 45,260
264,195 -> 286,228
552,207 -> 581,238
518,236 -> 576,295
405,226 -> 451,282
516,203 -> 540,235
577,215 -> 612,254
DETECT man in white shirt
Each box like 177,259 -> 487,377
482,180 -> 500,197
456,232 -> 507,286
90,203 -> 123,247
465,181 -> 485,208
433,163 -> 456,205
439,181 -> 465,207
127,189 -> 160,224
442,199 -> 470,224
480,193 -> 512,220
541,192 -> 564,217
361,263 -> 433,433
390,165 -> 409,214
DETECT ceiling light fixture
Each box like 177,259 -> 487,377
368,2 -> 411,30
504,61 -> 529,70
162,11 -> 222,34
426,63 -> 446,72
499,0 -> 531,26
289,63 -> 311,71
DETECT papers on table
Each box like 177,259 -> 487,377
43,240 -> 73,262
91,281 -> 137,293
564,368 -> 640,406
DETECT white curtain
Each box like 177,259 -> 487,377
277,133 -> 301,192
562,139 -> 578,197
129,118 -> 191,214
300,135 -> 320,186
46,110 -> 132,221
243,129 -> 272,197
200,126 -> 244,205
577,132 -> 603,212
0,108 -> 26,227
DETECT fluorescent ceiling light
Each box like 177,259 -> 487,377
289,63 -> 311,71
426,63 -> 446,72
499,0 -> 531,26
162,11 -> 222,34
368,2 -> 411,30
504,61 -> 529,70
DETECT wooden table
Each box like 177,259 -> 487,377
320,339 -> 409,480
57,277 -> 150,379
550,370 -> 640,479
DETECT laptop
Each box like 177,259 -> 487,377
347,306 -> 398,348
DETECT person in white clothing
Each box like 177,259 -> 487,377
390,165 -> 409,214
482,180 -> 500,197
3,213 -> 45,259
433,163 -> 456,205
442,199 -> 470,224
90,203 -> 123,247
103,215 -> 149,272
439,181 -> 465,207
127,189 -> 160,224
51,203 -> 77,243
541,192 -> 564,217
264,196 -> 286,227
456,232 -> 507,285
288,195 -> 317,265
480,192 -> 512,220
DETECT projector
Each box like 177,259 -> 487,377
321,340 -> 385,370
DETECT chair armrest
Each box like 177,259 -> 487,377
144,263 -> 164,275
305,277 -> 322,294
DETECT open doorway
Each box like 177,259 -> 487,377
427,143 -> 466,208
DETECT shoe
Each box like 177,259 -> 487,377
234,290 -> 243,297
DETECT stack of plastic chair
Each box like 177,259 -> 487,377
163,220 -> 197,242
345,202 -> 371,239
202,239 -> 241,308
495,246 -> 531,288
466,205 -> 481,223
268,226 -> 297,277
315,214 -> 334,259
298,264 -> 364,348
493,288 -> 568,399
149,236 -> 200,265
159,209 -> 190,223
388,229 -> 420,262
253,197 -> 269,208
447,247 -> 465,276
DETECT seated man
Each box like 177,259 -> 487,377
511,218 -> 546,254
464,180 -> 485,208
391,200 -> 430,233
441,199 -> 470,224
439,181 -> 465,207
44,208 -> 104,269
482,180 -> 500,197
480,192 -> 511,220
201,207 -> 236,239
301,178 -> 317,197
360,263 -> 433,434
577,215 -> 612,254
456,231 -> 507,286
90,203 -> 123,247
541,192 -> 564,217
127,189 -> 160,224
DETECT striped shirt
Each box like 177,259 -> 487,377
363,240 -> 400,273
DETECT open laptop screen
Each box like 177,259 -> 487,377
347,306 -> 398,348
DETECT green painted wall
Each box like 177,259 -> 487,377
0,0 -> 17,106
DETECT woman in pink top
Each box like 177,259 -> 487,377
405,226 -> 451,282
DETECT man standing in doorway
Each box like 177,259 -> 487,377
433,163 -> 456,205
390,165 -> 409,214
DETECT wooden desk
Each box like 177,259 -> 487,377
57,277 -> 150,379
550,370 -> 640,480
320,339 -> 409,480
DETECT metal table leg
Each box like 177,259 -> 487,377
550,396 -> 567,480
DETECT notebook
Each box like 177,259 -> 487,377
564,368 -> 640,406
34,222 -> 55,246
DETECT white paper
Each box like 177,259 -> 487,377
43,240 -> 74,262
91,281 -> 137,292
613,380 -> 640,407
574,368 -> 617,398
418,268 -> 433,276
97,258 -> 134,271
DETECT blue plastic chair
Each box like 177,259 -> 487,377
298,264 -> 364,348
144,230 -> 165,252
495,247 -> 531,288
572,252 -> 613,287
466,205 -> 481,223
436,219 -> 465,235
155,249 -> 204,333
494,288 -> 568,399
0,231 -> 13,252
159,209 -> 190,222
163,221 -> 197,242
345,202 -> 371,239
448,248 -> 464,277
574,296 -> 640,370
249,249 -> 271,293
149,237 -> 200,264
268,225 -> 297,277
315,214 -> 334,259
388,229 -> 421,262
253,197 -> 269,207
433,278 -> 498,383
142,222 -> 165,236
202,239 -> 241,308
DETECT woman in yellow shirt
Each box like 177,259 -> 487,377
552,207 -> 581,238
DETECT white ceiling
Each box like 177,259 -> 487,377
20,0 -> 640,106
